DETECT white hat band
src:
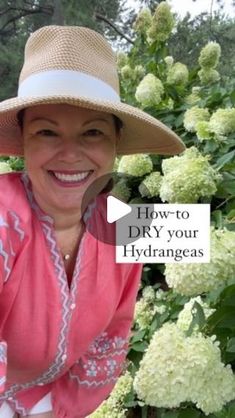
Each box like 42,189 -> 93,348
18,70 -> 121,102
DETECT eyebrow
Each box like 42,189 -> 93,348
28,117 -> 111,126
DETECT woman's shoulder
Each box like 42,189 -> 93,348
0,171 -> 31,220
0,170 -> 24,191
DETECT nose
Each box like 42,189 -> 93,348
57,137 -> 84,162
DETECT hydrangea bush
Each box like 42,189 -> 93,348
111,2 -> 235,417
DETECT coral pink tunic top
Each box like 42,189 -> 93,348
0,172 -> 143,417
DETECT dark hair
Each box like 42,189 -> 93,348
17,109 -> 123,134
113,114 -> 123,134
17,108 -> 25,131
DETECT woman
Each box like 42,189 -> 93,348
0,25 -> 185,418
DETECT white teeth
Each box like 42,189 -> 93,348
53,171 -> 91,182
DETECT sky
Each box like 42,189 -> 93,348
127,0 -> 235,18
168,0 -> 235,18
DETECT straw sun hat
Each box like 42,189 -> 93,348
0,25 -> 185,157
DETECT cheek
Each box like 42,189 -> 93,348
90,140 -> 117,166
24,141 -> 55,170
91,147 -> 116,171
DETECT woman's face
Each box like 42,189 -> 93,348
23,104 -> 121,215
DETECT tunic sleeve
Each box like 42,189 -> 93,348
0,209 -> 11,393
52,263 -> 143,418
0,341 -> 7,393
0,208 -> 24,289
0,206 -> 25,393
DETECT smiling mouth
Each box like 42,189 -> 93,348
48,170 -> 94,183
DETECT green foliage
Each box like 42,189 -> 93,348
0,156 -> 24,171
168,13 -> 235,78
0,0 -> 131,100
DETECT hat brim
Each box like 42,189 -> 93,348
0,95 -> 185,156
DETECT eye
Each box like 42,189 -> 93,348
83,129 -> 104,137
36,129 -> 58,136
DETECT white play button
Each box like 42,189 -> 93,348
107,195 -> 132,223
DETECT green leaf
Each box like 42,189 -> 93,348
220,284 -> 235,303
174,113 -> 185,128
131,330 -> 146,343
185,301 -> 206,336
220,180 -> 235,195
226,337 -> 235,352
206,305 -> 235,331
194,302 -> 206,328
161,411 -> 179,418
227,209 -> 235,221
178,409 -> 201,418
203,141 -> 219,154
131,341 -> 148,352
211,210 -> 223,229
214,150 -> 235,170
230,90 -> 235,105
141,405 -> 148,418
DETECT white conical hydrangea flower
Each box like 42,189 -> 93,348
185,87 -> 201,105
135,74 -> 164,107
111,180 -> 131,202
192,87 -> 202,94
142,285 -> 155,302
88,371 -> 133,418
134,298 -> 157,330
198,42 -> 221,69
134,65 -> 145,79
0,162 -> 12,173
118,154 -> 153,177
198,68 -> 220,85
134,286 -> 166,329
167,62 -> 189,86
139,171 -> 162,198
159,147 -> 221,203
164,56 -> 174,67
133,322 -> 235,415
209,108 -> 235,137
133,8 -> 152,34
121,65 -> 133,80
183,106 -> 210,132
165,227 -> 235,296
116,51 -> 129,69
177,296 -> 215,333
147,2 -> 175,43
167,97 -> 174,109
195,121 -> 213,141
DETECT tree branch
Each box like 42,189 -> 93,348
0,7 -> 53,34
209,0 -> 214,37
95,12 -> 135,44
